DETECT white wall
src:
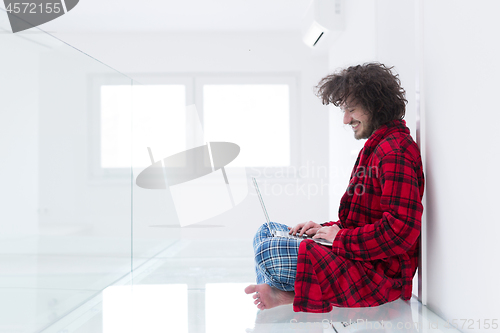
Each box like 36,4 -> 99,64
0,33 -> 40,238
0,21 -> 41,326
328,0 -> 378,219
49,31 -> 330,245
376,0 -> 417,139
421,0 -> 500,330
37,48 -> 132,243
353,0 -> 500,329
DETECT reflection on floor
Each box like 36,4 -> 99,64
1,237 -> 461,333
45,284 -> 462,333
0,234 -> 177,333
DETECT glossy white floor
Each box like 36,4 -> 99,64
1,237 -> 461,333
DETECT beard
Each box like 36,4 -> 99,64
354,120 -> 375,140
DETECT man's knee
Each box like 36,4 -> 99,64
253,223 -> 269,245
254,239 -> 272,267
256,223 -> 268,236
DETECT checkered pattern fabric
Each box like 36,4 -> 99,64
293,120 -> 424,313
253,222 -> 301,292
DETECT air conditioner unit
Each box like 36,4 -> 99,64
301,0 -> 344,48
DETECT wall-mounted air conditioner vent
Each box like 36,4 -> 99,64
301,0 -> 344,48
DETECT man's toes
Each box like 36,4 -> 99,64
244,285 -> 257,294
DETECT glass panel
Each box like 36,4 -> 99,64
130,83 -> 187,268
0,11 -> 132,332
203,84 -> 290,167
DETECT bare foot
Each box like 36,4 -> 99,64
244,284 -> 294,310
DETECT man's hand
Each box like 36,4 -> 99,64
312,225 -> 341,243
288,221 -> 322,237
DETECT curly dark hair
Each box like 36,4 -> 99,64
315,62 -> 407,130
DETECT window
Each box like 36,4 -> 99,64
202,83 -> 290,167
101,84 -> 186,169
91,74 -> 298,180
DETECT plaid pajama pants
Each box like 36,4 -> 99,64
253,222 -> 302,292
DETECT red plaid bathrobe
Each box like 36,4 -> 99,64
293,119 -> 424,313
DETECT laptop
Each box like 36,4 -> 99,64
252,177 -> 333,247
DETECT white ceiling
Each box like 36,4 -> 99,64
37,0 -> 312,33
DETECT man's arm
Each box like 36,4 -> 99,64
331,151 -> 423,261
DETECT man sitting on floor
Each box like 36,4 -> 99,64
245,62 -> 424,313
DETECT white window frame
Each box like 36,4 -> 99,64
195,73 -> 300,180
89,73 -> 300,182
